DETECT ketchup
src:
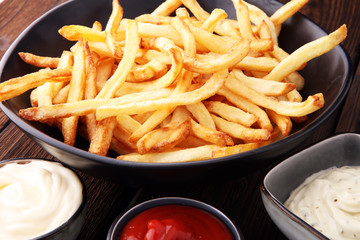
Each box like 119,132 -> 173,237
119,205 -> 234,240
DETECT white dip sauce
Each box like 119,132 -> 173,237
285,166 -> 360,240
0,160 -> 83,240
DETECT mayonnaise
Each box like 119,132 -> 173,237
285,166 -> 360,240
0,160 -> 83,240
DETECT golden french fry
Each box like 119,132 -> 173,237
97,20 -> 139,99
52,84 -> 70,104
180,0 -> 241,38
19,89 -> 173,121
183,38 -> 250,74
88,117 -> 117,155
0,68 -> 71,102
204,101 -> 258,128
117,145 -> 220,163
139,49 -> 172,65
88,41 -> 116,58
217,87 -> 273,131
271,0 -> 309,26
105,0 -> 124,58
4,0 -> 345,162
176,135 -> 210,148
128,72 -> 192,143
82,41 -> 98,140
201,8 -> 228,33
225,74 -> 325,117
62,38 -> 86,146
212,142 -> 260,158
112,125 -> 137,153
151,0 -> 182,16
190,119 -> 233,146
230,69 -> 296,96
136,14 -> 172,24
186,102 -> 215,129
128,108 -> 174,143
95,58 -> 115,92
265,25 -> 347,82
211,114 -> 271,142
171,16 -> 196,58
266,109 -> 292,136
137,118 -> 191,154
234,55 -> 279,72
18,52 -> 59,68
58,25 -> 106,42
30,88 -> 38,107
116,114 -> 141,133
127,60 -> 167,82
90,18 -> 149,156
185,19 -> 272,54
231,0 -> 256,39
286,88 -> 303,102
270,45 -> 305,90
95,69 -> 227,119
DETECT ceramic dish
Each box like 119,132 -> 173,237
260,133 -> 360,240
0,0 -> 352,187
107,197 -> 243,240
0,158 -> 86,240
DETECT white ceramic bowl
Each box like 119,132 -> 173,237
0,158 -> 86,240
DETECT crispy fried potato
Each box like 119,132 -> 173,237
105,0 -> 124,58
137,118 -> 191,154
186,102 -> 215,129
117,145 -> 220,163
217,87 -> 273,131
212,142 -> 260,158
62,38 -> 86,146
201,8 -> 228,33
58,25 -> 105,42
204,100 -> 258,128
266,109 -> 292,136
18,52 -> 59,68
270,0 -> 309,26
0,68 -> 71,102
231,0 -> 256,39
225,74 -> 325,117
190,119 -> 233,146
95,69 -> 227,119
265,25 -> 347,82
211,114 -> 271,142
151,0 -> 182,16
231,69 -> 296,96
2,0 -> 347,162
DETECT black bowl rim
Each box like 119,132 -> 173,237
107,196 -> 242,240
0,158 -> 87,240
0,0 -> 353,170
259,133 -> 360,240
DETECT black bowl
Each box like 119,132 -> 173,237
107,197 -> 243,240
260,133 -> 360,240
0,0 -> 352,187
0,158 -> 86,240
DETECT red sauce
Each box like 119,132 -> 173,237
118,205 -> 234,240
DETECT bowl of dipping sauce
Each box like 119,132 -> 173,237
0,158 -> 86,240
260,133 -> 360,240
107,197 -> 242,240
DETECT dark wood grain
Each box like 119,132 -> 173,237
0,0 -> 359,240
336,65 -> 360,133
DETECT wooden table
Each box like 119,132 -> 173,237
0,0 -> 359,239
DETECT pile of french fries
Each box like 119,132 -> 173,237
0,0 -> 347,162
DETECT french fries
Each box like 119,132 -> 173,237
0,0 -> 347,163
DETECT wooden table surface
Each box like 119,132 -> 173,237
0,0 -> 359,239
